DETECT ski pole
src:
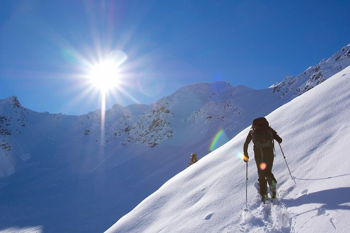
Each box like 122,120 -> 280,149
279,143 -> 296,184
245,161 -> 248,210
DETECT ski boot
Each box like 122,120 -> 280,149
270,180 -> 277,199
261,194 -> 267,204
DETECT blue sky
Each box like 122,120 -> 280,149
0,0 -> 349,115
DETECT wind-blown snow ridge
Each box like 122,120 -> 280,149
106,66 -> 350,232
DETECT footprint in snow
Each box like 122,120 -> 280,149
204,213 -> 213,220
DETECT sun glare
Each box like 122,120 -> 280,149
83,51 -> 128,146
88,59 -> 120,92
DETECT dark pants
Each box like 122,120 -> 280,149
254,147 -> 277,195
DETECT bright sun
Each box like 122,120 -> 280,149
86,50 -> 127,93
88,59 -> 120,92
82,50 -> 128,141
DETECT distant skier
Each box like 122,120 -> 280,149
243,117 -> 282,203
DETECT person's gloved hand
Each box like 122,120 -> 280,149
243,154 -> 249,163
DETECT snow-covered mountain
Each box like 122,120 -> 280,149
106,61 -> 350,233
271,44 -> 350,99
0,44 -> 349,232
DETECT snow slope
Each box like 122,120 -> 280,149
106,66 -> 350,232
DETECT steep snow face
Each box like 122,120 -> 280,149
271,44 -> 350,99
106,65 -> 350,233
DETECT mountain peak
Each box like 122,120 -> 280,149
10,96 -> 21,108
0,96 -> 22,109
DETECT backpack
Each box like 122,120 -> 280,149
250,117 -> 273,148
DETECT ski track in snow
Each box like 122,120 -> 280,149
240,196 -> 291,233
220,190 -> 292,233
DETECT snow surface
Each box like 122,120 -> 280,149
106,66 -> 350,232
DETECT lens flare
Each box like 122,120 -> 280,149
137,72 -> 165,97
260,162 -> 267,170
236,152 -> 244,159
209,129 -> 229,151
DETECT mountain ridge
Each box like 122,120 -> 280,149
271,44 -> 350,99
